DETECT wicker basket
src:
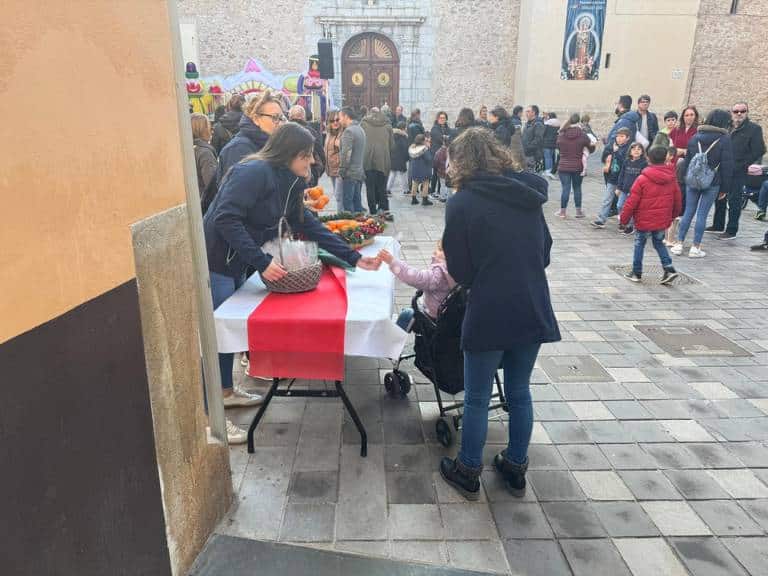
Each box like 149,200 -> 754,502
260,217 -> 322,294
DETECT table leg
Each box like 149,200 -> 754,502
335,380 -> 368,457
246,377 -> 280,453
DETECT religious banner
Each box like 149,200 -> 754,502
561,0 -> 607,81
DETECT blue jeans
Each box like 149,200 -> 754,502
342,178 -> 364,212
210,271 -> 245,390
559,171 -> 583,209
677,184 -> 718,245
618,191 -> 633,226
459,344 -> 541,469
597,183 -> 618,223
633,230 -> 673,275
758,181 -> 768,212
330,176 -> 344,208
543,148 -> 556,173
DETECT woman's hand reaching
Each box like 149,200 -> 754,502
262,260 -> 288,281
377,249 -> 394,265
356,257 -> 382,271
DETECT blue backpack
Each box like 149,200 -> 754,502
685,138 -> 721,190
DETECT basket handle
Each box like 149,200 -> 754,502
276,216 -> 295,265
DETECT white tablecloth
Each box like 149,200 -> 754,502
213,236 -> 408,360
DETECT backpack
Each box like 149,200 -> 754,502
685,138 -> 721,190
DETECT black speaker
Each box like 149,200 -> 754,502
317,39 -> 334,79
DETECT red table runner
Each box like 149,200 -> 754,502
247,266 -> 347,381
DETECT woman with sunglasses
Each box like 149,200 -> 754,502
203,123 -> 381,443
216,89 -> 286,188
324,110 -> 344,208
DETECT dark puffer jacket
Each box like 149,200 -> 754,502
620,164 -> 682,231
490,118 -> 515,147
442,170 -> 561,351
556,126 -> 593,173
730,118 -> 766,172
390,129 -> 410,172
430,123 -> 452,153
683,125 -> 735,192
216,114 -> 270,185
409,144 -> 433,180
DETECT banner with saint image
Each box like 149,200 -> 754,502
561,0 -> 607,80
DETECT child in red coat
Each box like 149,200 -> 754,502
620,146 -> 683,284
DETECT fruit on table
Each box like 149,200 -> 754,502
307,186 -> 324,200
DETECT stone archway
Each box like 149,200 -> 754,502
342,32 -> 399,110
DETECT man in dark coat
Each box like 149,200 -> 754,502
606,95 -> 641,147
391,105 -> 407,129
711,101 -> 766,239
212,94 -> 245,155
361,107 -> 394,215
522,105 -> 546,173
636,94 -> 659,148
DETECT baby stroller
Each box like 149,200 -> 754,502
742,165 -> 768,210
384,286 -> 507,447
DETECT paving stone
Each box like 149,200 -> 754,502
383,418 -> 425,444
502,539 -> 572,576
686,443 -> 745,469
604,400 -> 653,420
559,539 -> 631,576
386,469 -> 436,504
390,541 -> 448,565
528,470 -> 585,501
721,537 -> 768,576
336,444 -> 387,541
538,355 -> 613,383
618,470 -> 683,500
641,400 -> 696,419
554,383 -> 597,401
606,367 -> 650,383
486,491 -> 554,538
613,538 -> 689,576
440,503 -> 497,540
557,444 -> 612,470
659,420 -> 717,442
433,472 -> 487,504
334,541 -> 389,558
600,443 -> 657,469
294,437 -> 341,472
280,502 -> 335,543
699,418 -> 753,442
689,500 -> 764,536
530,422 -> 553,444
712,398 -> 767,418
589,382 -> 634,400
641,501 -> 712,536
637,325 -> 752,358
623,420 -> 675,442
385,444 -> 431,471
528,444 -> 568,470
643,443 -> 702,469
387,505 -> 443,540
288,470 -> 339,503
253,422 -> 302,447
707,468 -> 768,498
542,502 -> 607,538
591,501 -> 659,537
480,469 -> 538,503
541,421 -> 590,444
624,382 -> 669,400
582,420 -> 630,443
572,470 -> 634,501
534,402 -> 578,421
568,401 -> 614,420
669,537 -> 748,576
446,541 -> 509,574
688,381 -> 739,400
740,499 -> 768,530
749,398 -> 768,415
530,384 -> 562,401
664,470 -> 731,500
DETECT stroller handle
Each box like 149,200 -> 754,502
411,290 -> 424,310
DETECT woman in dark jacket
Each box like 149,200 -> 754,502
672,109 -> 735,258
191,113 -> 219,214
439,128 -> 561,500
555,113 -> 595,218
204,123 -> 381,441
429,111 -> 452,197
454,107 -> 476,138
216,90 -> 285,187
406,109 -> 425,144
488,106 -> 514,147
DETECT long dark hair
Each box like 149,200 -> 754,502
434,110 -> 448,125
456,107 -> 476,128
490,106 -> 510,122
704,109 -> 732,130
247,122 -> 314,166
679,105 -> 700,131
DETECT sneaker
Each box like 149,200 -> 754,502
688,246 -> 706,258
670,243 -> 684,255
422,197 -> 434,206
547,171 -> 557,181
750,243 -> 768,251
226,418 -> 247,445
624,271 -> 641,282
411,197 -> 419,205
660,269 -> 679,285
555,209 -> 566,218
705,226 -> 723,234
716,232 -> 737,241
755,211 -> 766,221
438,197 -> 447,203
590,220 -> 605,229
622,226 -> 634,235
439,457 -> 481,501
493,451 -> 528,496
223,385 -> 264,408
575,208 -> 585,219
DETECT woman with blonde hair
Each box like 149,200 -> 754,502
324,109 -> 344,208
439,128 -> 560,500
191,113 -> 219,213
216,89 -> 286,186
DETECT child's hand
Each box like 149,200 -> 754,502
615,189 -> 622,197
378,249 -> 394,265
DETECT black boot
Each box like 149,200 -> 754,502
493,450 -> 528,497
439,457 -> 481,501
422,197 -> 434,206
411,196 -> 419,205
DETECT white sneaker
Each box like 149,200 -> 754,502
226,418 -> 247,444
670,243 -> 684,256
223,385 -> 264,408
688,246 -> 706,258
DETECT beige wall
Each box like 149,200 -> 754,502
0,2 -> 187,343
515,0 -> 700,128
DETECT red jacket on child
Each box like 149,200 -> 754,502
620,164 -> 682,231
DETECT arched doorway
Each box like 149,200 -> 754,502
342,33 -> 399,110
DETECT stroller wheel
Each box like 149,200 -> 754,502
394,370 -> 412,397
436,418 -> 453,447
384,372 -> 397,398
452,414 -> 462,431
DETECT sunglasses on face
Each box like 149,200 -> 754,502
732,109 -> 747,114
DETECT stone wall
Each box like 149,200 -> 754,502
432,0 -> 521,118
687,0 -> 768,123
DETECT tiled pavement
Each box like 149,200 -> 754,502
218,171 -> 768,575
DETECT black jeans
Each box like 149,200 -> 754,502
712,171 -> 745,234
429,167 -> 441,197
365,170 -> 388,214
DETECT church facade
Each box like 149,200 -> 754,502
178,0 -> 768,129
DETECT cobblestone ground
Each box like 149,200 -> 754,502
220,171 -> 768,575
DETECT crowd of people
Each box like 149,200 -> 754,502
189,89 -> 766,502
